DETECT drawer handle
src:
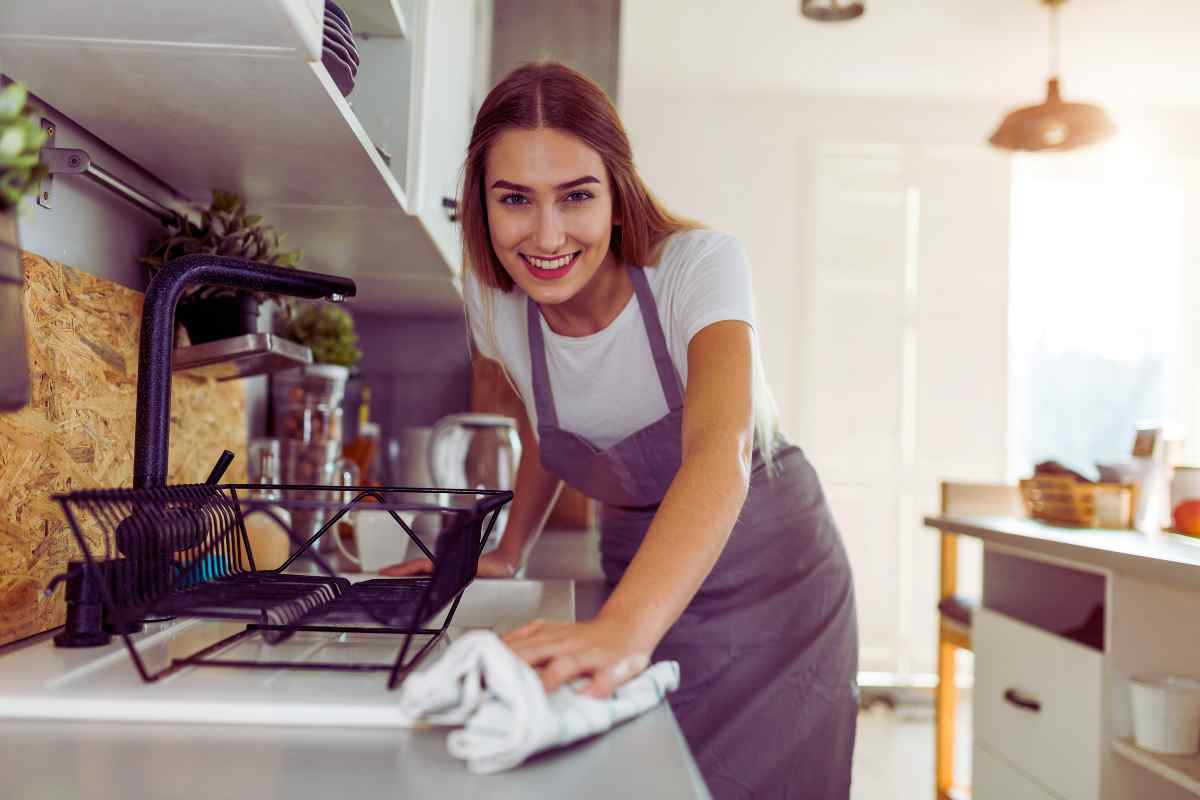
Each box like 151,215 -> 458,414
1004,688 -> 1042,713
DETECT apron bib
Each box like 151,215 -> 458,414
527,266 -> 858,799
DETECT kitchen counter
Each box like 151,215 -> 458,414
0,699 -> 704,800
925,514 -> 1200,589
0,573 -> 709,800
926,514 -> 1200,800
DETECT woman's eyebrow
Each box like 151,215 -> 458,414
490,175 -> 600,192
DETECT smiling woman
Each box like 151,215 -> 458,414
381,62 -> 860,800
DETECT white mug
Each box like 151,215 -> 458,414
334,506 -> 420,573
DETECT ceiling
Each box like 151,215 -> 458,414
620,0 -> 1200,109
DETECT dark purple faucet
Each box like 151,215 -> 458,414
133,254 -> 356,488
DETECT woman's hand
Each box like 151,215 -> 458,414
502,615 -> 654,698
379,549 -> 520,578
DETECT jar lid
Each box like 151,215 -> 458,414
1131,676 -> 1200,693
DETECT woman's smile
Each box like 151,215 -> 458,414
520,250 -> 582,279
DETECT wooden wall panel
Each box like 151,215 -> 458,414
0,252 -> 247,645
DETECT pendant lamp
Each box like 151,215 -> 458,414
988,0 -> 1116,152
800,0 -> 864,23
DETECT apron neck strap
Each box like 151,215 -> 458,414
526,296 -> 560,428
627,265 -> 684,411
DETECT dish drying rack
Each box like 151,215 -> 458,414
48,482 -> 513,689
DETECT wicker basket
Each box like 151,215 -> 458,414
1019,475 -> 1138,529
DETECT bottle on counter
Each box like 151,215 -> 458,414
240,440 -> 294,571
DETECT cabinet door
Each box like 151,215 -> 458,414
411,0 -> 478,275
974,607 -> 1103,800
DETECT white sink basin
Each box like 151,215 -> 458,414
441,578 -> 573,632
342,574 -> 575,632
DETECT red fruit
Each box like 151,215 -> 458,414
1173,500 -> 1200,535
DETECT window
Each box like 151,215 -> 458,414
1008,142 -> 1185,480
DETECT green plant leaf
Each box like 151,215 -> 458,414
14,117 -> 46,152
0,152 -> 37,169
0,126 -> 26,158
0,84 -> 28,122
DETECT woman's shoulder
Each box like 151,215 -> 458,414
464,268 -> 525,314
463,268 -> 527,362
648,228 -> 747,289
652,227 -> 743,270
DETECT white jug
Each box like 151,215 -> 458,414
427,413 -> 521,551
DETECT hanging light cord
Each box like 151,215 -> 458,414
1049,0 -> 1060,79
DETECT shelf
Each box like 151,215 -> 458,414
0,0 -> 464,312
0,45 -> 405,209
338,0 -> 409,37
173,333 -> 312,381
1113,738 -> 1200,796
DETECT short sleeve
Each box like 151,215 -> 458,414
664,231 -> 756,344
462,269 -> 498,361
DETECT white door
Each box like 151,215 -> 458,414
800,141 -> 1010,677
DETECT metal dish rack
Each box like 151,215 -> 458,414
51,483 -> 513,689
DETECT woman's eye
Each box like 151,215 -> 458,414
564,190 -> 593,203
500,193 -> 529,206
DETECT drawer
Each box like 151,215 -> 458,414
973,743 -> 1062,800
974,607 -> 1102,800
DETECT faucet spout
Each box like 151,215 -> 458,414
133,255 -> 357,488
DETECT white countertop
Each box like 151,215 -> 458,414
0,698 -> 705,800
926,514 -> 1200,586
0,572 -> 709,799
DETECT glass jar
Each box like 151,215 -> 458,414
1168,465 -> 1200,535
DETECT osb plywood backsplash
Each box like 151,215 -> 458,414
0,252 -> 248,646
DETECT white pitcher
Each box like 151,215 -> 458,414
427,413 -> 521,551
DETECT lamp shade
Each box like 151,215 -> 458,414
988,78 -> 1116,152
800,0 -> 864,22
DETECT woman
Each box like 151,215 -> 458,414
383,62 -> 858,799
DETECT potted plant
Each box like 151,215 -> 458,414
0,81 -> 49,411
141,189 -> 303,345
272,302 -> 362,441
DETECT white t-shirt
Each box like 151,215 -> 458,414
465,228 -> 773,449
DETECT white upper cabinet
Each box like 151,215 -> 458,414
0,0 -> 324,60
0,0 -> 483,312
409,0 -> 480,278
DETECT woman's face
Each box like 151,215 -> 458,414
484,127 -> 620,310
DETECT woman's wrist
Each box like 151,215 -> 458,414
595,602 -> 665,656
492,540 -> 525,573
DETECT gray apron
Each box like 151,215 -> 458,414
527,265 -> 859,800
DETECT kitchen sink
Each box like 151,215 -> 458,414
0,578 -> 573,727
410,576 -> 572,632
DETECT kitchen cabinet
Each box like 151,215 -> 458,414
974,607 -> 1102,799
927,514 -> 1200,800
0,0 -> 485,312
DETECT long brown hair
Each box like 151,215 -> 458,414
459,62 -> 696,291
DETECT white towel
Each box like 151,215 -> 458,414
397,629 -> 680,774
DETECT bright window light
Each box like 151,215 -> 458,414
1008,138 -> 1184,476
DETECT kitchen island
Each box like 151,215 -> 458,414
926,514 -> 1200,800
0,572 -> 709,799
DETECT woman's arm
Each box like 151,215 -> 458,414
380,358 -> 562,578
489,396 -> 565,574
504,319 -> 755,694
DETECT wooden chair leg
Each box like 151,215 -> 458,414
935,639 -> 958,800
